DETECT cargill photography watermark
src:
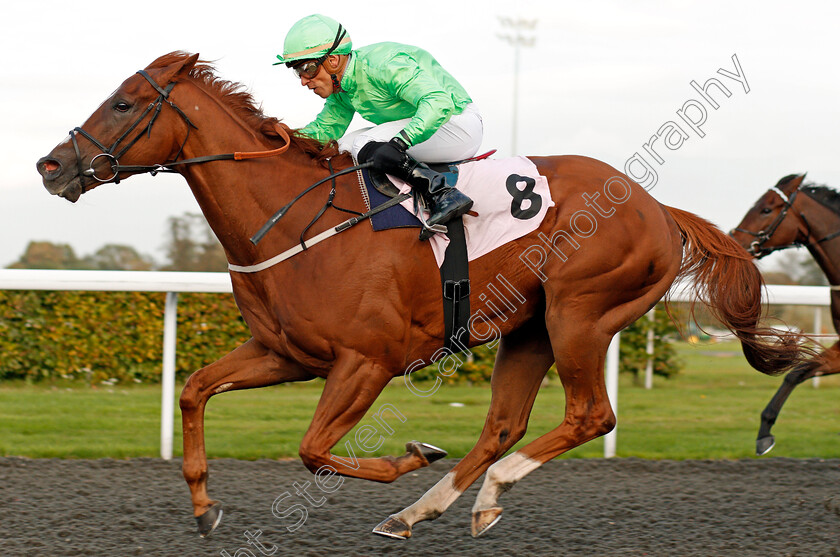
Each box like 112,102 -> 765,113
624,53 -> 749,190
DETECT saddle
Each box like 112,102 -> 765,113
359,150 -> 495,354
367,161 -> 460,199
366,150 -> 496,199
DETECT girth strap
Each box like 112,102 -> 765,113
439,217 -> 471,352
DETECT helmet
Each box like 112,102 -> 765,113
275,14 -> 352,65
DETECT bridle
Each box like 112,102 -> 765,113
68,65 -> 373,251
69,69 -> 291,191
732,184 -> 840,257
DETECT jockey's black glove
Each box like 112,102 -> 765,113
389,136 -> 410,152
357,138 -> 414,176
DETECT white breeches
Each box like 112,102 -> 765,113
338,104 -> 484,163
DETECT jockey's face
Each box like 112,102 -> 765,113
297,55 -> 341,99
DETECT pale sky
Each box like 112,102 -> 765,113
3,0 -> 839,270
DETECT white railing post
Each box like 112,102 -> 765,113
160,291 -> 178,460
644,308 -> 655,390
604,333 -> 620,458
813,306 -> 822,389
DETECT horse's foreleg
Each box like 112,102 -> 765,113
179,338 -> 313,536
373,318 -> 554,540
298,349 -> 443,483
471,323 -> 616,537
756,344 -> 838,455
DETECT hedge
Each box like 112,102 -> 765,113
0,291 -> 682,385
0,290 -> 249,384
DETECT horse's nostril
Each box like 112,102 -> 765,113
38,157 -> 62,176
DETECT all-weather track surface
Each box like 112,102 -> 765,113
1,457 -> 838,556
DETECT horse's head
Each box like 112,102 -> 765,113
36,52 -> 201,202
729,173 -> 808,257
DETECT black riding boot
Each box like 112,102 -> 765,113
358,139 -> 473,230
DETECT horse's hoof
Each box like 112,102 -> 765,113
471,507 -> 503,538
372,515 -> 412,539
756,435 -> 776,456
407,440 -> 447,465
196,501 -> 223,538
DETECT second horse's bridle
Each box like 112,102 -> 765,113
733,184 -> 840,256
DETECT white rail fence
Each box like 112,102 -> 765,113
0,270 -> 832,460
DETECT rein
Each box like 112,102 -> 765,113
733,185 -> 840,256
71,66 -> 392,270
69,70 -> 291,188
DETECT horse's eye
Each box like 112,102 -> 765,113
114,101 -> 131,113
760,208 -> 772,215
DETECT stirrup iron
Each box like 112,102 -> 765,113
412,192 -> 447,240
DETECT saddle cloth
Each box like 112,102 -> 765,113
358,155 -> 555,266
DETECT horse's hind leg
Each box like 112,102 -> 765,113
373,317 -> 555,539
756,342 -> 840,455
179,338 -> 314,536
471,321 -> 616,537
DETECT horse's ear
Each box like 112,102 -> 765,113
153,52 -> 201,85
181,53 -> 201,76
777,173 -> 807,189
789,173 -> 807,189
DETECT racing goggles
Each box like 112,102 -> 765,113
292,58 -> 325,80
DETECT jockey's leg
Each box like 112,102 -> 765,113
358,139 -> 474,229
345,106 -> 483,231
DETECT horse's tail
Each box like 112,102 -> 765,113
664,205 -> 814,376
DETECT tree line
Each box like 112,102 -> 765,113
7,213 -> 227,272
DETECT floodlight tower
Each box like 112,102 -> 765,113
497,16 -> 537,156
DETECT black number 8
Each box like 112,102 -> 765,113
506,174 -> 542,220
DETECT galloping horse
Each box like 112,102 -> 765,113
731,173 -> 840,456
37,52 -> 808,539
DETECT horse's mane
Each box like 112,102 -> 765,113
148,51 -> 346,167
776,174 -> 840,215
802,184 -> 840,214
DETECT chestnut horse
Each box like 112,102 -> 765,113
731,173 -> 840,456
37,52 -> 807,539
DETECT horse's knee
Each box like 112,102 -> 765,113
588,401 -> 616,436
566,404 -> 615,438
298,443 -> 328,474
179,376 -> 202,413
179,369 -> 216,413
598,411 -> 617,436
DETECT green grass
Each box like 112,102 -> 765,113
1,341 -> 838,459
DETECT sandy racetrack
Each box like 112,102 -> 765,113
1,457 -> 838,556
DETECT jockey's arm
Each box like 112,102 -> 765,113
298,94 -> 355,143
388,54 -> 459,146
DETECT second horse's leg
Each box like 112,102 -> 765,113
755,341 -> 840,455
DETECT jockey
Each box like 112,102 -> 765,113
276,14 -> 483,232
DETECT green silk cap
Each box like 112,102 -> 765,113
275,14 -> 352,65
